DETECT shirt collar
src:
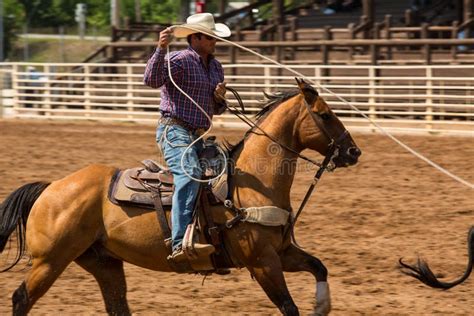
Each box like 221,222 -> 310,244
187,46 -> 215,64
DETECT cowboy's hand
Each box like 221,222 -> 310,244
214,82 -> 227,102
158,27 -> 173,49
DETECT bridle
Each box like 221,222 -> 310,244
226,85 -> 350,169
224,85 -> 352,245
303,97 -> 351,163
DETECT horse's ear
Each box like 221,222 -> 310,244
295,77 -> 319,104
295,77 -> 304,90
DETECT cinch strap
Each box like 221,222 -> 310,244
242,206 -> 289,226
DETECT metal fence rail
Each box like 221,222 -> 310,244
0,62 -> 473,135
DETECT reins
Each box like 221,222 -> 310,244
225,86 -> 323,167
283,142 -> 338,246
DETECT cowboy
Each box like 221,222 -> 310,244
143,13 -> 231,262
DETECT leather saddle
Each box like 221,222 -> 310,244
110,159 -> 174,209
108,158 -> 232,274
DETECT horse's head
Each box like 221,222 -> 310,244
295,78 -> 361,168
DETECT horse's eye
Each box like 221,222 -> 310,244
320,113 -> 331,120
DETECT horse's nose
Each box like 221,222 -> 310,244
347,147 -> 361,159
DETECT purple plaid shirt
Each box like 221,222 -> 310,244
143,46 -> 224,129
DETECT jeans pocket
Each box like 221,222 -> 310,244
164,125 -> 191,148
156,125 -> 166,145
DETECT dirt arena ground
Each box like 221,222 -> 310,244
0,119 -> 472,315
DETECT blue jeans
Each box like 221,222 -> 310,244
156,124 -> 203,251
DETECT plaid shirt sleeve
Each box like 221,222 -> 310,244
143,48 -> 183,88
144,47 -> 225,129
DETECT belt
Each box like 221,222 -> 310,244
159,116 -> 206,136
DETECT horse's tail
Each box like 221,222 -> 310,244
399,226 -> 474,289
0,182 -> 50,271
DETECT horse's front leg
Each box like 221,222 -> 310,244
280,244 -> 331,316
246,245 -> 299,316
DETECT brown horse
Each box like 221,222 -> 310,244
0,79 -> 361,315
399,226 -> 474,289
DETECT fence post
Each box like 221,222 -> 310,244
451,20 -> 459,62
127,65 -> 134,119
421,23 -> 431,64
405,9 -> 413,27
42,64 -> 51,117
348,23 -> 355,63
11,64 -> 19,117
384,15 -> 392,60
362,0 -> 374,29
314,67 -> 321,87
360,15 -> 369,39
256,25 -> 264,56
264,66 -> 271,95
321,26 -> 331,77
425,67 -> 433,131
256,25 -> 263,41
371,23 -> 380,64
84,64 -> 91,117
368,66 -> 377,132
373,22 -> 381,39
276,25 -> 285,64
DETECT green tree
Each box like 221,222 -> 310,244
18,0 -> 71,27
138,0 -> 180,24
3,0 -> 24,60
84,0 -> 181,30
85,2 -> 110,30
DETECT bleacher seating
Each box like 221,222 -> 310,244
81,0 -> 470,65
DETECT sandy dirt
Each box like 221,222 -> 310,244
0,119 -> 472,315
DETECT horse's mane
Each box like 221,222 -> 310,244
224,89 -> 299,156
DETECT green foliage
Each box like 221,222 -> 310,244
85,2 -> 110,29
5,0 -> 238,29
136,0 -> 180,24
2,0 -> 232,59
10,0 -> 185,29
18,0 -> 70,26
3,0 -> 25,60
84,0 -> 180,29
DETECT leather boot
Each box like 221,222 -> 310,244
193,243 -> 215,256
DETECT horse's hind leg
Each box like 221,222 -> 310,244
246,246 -> 299,316
75,246 -> 131,316
12,259 -> 70,316
280,244 -> 331,316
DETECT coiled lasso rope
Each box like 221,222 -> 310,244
165,25 -> 473,189
164,26 -> 227,183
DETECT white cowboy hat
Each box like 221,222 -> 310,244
173,13 -> 231,38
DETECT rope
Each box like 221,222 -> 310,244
163,25 -> 473,190
164,28 -> 227,183
169,25 -> 473,189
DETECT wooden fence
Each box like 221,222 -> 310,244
0,62 -> 472,135
101,37 -> 474,66
96,15 -> 474,64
